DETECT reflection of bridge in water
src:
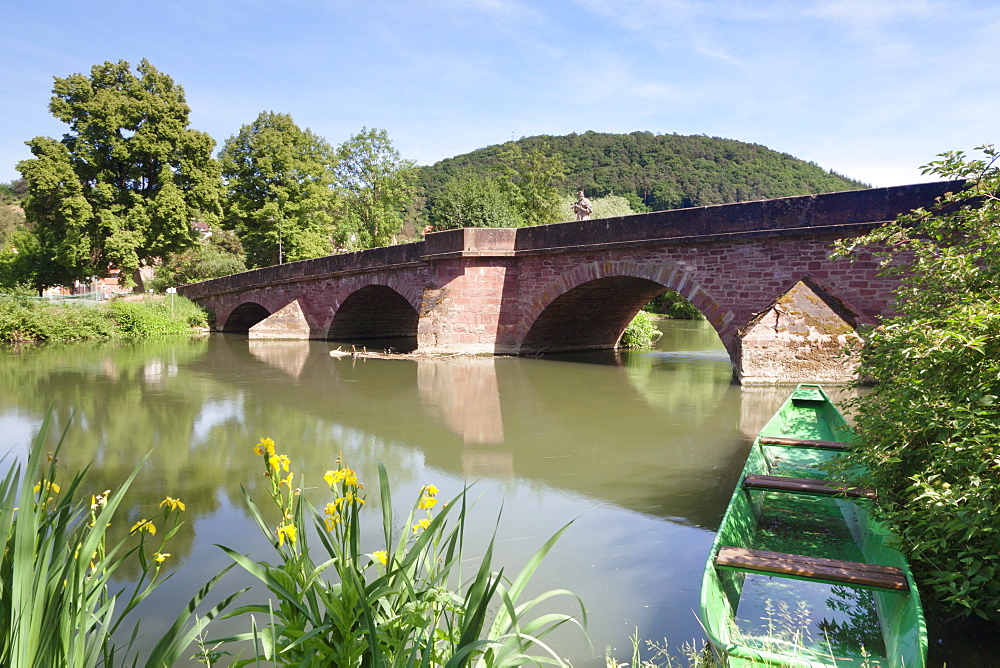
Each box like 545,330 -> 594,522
225,335 -> 825,528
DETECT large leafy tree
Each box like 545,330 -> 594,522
837,145 -> 1000,621
219,111 -> 338,268
430,174 -> 522,230
335,128 -> 416,250
16,59 -> 222,291
497,143 -> 566,226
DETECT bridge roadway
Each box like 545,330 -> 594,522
179,180 -> 955,384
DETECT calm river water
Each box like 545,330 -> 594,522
0,320 -> 989,666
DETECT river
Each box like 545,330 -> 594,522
0,319 -> 989,666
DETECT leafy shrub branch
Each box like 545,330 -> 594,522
835,144 -> 1000,621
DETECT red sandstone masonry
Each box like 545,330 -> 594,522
178,181 -> 957,379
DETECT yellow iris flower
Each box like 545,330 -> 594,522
253,437 -> 276,456
159,496 -> 186,512
276,523 -> 297,546
129,519 -> 156,536
33,480 -> 60,495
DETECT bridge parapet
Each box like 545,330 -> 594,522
510,181 -> 958,253
179,240 -> 427,299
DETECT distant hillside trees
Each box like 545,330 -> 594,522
335,128 -> 417,250
16,59 -> 223,291
220,111 -> 339,268
417,132 -> 867,223
0,180 -> 27,205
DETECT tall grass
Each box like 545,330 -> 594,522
0,411 -> 239,667
208,439 -> 588,666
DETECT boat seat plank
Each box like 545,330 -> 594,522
759,436 -> 850,451
743,474 -> 876,500
715,547 -> 909,591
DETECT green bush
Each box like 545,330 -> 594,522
109,298 -> 203,337
620,310 -> 662,348
0,294 -> 207,345
644,291 -> 703,320
150,236 -> 246,290
0,296 -> 116,344
835,145 -> 1000,621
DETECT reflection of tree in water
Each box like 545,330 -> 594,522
0,337 -> 424,579
0,339 -> 215,576
621,349 -> 733,420
818,586 -> 885,659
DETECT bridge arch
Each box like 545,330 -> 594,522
518,260 -> 728,355
328,284 -> 420,340
222,302 -> 271,333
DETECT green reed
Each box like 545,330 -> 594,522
207,438 -> 588,667
0,411 -> 238,667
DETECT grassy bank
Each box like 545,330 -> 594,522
0,293 -> 208,346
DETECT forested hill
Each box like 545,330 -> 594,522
417,131 -> 869,212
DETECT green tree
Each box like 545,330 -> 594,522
16,59 -> 223,291
219,111 -> 338,268
335,128 -> 416,250
430,174 -> 522,230
497,143 -> 566,226
836,145 -> 1000,621
151,229 -> 246,289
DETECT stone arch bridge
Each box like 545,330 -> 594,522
178,181 -> 953,384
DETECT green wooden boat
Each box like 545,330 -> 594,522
700,384 -> 927,667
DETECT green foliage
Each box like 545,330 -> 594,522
0,204 -> 25,248
0,294 -> 206,345
644,291 -> 704,320
220,111 -> 338,268
430,174 -> 523,230
0,179 -> 28,204
835,145 -> 1000,621
335,128 -> 417,250
0,413 -> 237,667
418,132 -> 867,215
496,143 -> 566,226
620,310 -> 662,349
109,296 -> 206,336
210,440 -> 587,666
16,59 -> 224,289
151,234 -> 247,290
0,296 -> 116,343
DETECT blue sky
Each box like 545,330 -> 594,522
2,0 -> 998,187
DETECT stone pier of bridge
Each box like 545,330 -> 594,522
179,181 -> 957,384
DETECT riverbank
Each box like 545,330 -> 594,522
0,293 -> 208,346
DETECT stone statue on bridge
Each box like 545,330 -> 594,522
572,189 -> 593,221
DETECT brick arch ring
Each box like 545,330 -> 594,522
521,259 -> 733,341
319,273 -> 426,333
